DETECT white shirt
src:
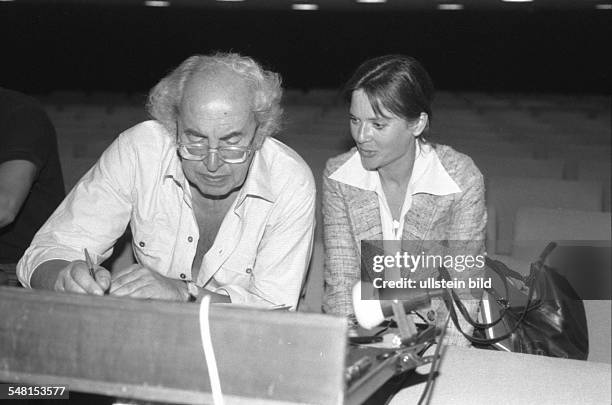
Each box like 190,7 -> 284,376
17,121 -> 316,309
329,142 -> 461,240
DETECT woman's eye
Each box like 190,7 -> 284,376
349,117 -> 359,125
373,123 -> 386,130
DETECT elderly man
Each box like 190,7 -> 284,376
17,53 -> 316,308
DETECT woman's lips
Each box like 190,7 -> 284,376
358,148 -> 376,158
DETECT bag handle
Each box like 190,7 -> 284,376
440,255 -> 538,329
443,272 -> 539,345
440,242 -> 556,345
439,263 -> 510,329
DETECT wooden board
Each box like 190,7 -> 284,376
0,287 -> 348,404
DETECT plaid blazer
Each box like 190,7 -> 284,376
322,144 -> 487,346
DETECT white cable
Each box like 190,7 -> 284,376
199,294 -> 225,405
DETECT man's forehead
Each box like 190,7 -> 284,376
180,72 -> 255,122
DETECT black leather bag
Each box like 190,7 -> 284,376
441,242 -> 589,360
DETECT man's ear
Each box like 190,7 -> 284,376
412,112 -> 429,137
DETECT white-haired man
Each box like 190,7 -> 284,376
17,53 -> 316,309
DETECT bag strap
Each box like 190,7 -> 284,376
439,264 -> 510,329
441,242 -> 557,345
438,254 -> 528,329
442,275 -> 539,345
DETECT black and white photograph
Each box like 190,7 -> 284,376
0,0 -> 610,404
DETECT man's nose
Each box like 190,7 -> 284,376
205,149 -> 221,172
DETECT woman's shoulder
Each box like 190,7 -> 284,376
324,148 -> 358,177
433,143 -> 483,186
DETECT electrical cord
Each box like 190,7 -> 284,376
417,314 -> 450,405
380,314 -> 449,405
199,294 -> 224,405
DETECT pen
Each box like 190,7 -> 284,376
84,248 -> 96,280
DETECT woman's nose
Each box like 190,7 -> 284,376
355,123 -> 371,143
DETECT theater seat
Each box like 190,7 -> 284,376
577,160 -> 611,211
452,140 -> 537,159
486,177 -> 603,254
473,156 -> 564,180
547,145 -> 611,179
512,207 -> 611,262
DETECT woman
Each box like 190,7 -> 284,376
322,55 -> 486,346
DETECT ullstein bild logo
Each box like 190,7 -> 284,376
359,239 -> 491,300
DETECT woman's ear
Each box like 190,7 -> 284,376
412,112 -> 429,137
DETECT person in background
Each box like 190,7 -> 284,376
322,55 -> 486,345
18,53 -> 316,309
0,88 -> 65,286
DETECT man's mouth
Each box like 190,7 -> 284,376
202,175 -> 226,183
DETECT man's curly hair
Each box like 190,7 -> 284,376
147,52 -> 283,140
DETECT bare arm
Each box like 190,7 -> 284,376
0,160 -> 37,228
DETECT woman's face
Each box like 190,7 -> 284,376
349,89 -> 422,172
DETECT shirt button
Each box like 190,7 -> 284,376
187,236 -> 193,243
245,268 -> 252,274
139,241 -> 145,248
426,310 -> 436,322
180,273 -> 186,279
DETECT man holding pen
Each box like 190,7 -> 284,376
17,53 -> 316,309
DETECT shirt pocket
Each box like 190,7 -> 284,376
218,251 -> 256,286
131,217 -> 169,259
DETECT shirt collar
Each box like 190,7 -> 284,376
162,145 -> 188,188
235,144 -> 275,206
329,143 -> 461,196
162,137 -> 275,206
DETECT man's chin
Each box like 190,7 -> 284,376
192,182 -> 241,200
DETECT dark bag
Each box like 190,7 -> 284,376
440,242 -> 589,360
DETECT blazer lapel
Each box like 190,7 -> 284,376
401,194 -> 443,279
402,193 -> 440,246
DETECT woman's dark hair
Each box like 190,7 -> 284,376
343,55 -> 435,137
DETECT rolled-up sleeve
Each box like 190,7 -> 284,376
17,133 -> 135,287
322,164 -> 360,317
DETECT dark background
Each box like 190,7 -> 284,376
1,3 -> 610,94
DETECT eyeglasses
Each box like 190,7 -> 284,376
177,142 -> 254,164
176,122 -> 256,164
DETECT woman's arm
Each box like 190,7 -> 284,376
322,164 -> 361,317
443,160 -> 487,345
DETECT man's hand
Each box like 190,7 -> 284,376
109,264 -> 188,301
54,260 -> 111,296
